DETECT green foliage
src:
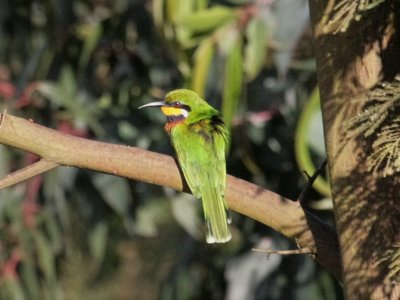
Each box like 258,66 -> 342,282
295,89 -> 331,197
179,5 -> 237,34
192,37 -> 214,97
244,16 -> 268,81
221,31 -> 243,133
0,0 -> 341,299
155,0 -> 271,132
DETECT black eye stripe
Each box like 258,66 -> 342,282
169,101 -> 191,112
181,104 -> 191,112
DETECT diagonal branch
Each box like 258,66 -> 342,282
0,113 -> 341,280
0,159 -> 58,189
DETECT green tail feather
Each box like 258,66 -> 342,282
201,178 -> 231,244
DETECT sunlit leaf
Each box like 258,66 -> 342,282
152,0 -> 165,28
166,0 -> 194,24
191,37 -> 215,97
309,198 -> 334,210
36,82 -> 65,107
295,88 -> 331,197
195,0 -> 207,10
77,22 -> 102,70
180,6 -> 237,34
222,33 -> 243,132
59,65 -> 78,101
308,110 -> 326,156
244,17 -> 268,81
134,202 -> 159,237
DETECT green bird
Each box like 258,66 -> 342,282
139,89 -> 231,243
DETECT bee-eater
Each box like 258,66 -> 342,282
139,89 -> 231,243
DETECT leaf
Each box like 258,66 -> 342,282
191,37 -> 215,97
77,22 -> 102,70
308,110 -> 326,157
59,65 -> 78,101
295,88 -> 331,197
41,211 -> 63,254
134,202 -> 159,237
244,16 -> 268,81
91,174 -> 135,234
91,174 -> 132,217
166,0 -> 194,24
37,67 -> 104,136
36,82 -> 65,107
3,277 -> 25,300
222,33 -> 243,132
118,120 -> 139,141
180,6 -> 237,34
20,260 -> 40,299
170,193 -> 201,240
33,230 -> 56,281
89,221 -> 108,264
42,167 -> 78,228
152,0 -> 165,28
194,0 -> 207,10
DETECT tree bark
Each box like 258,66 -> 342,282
308,0 -> 400,298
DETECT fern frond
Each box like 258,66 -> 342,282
344,76 -> 400,139
376,244 -> 400,283
323,0 -> 386,34
368,118 -> 400,176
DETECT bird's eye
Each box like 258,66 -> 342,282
171,101 -> 182,107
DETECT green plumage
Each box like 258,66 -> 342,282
139,89 -> 231,243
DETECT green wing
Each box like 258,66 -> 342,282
171,120 -> 231,243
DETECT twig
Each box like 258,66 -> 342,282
252,237 -> 316,258
252,247 -> 314,256
0,160 -> 59,189
298,160 -> 328,205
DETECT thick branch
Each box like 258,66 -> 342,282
0,113 -> 341,280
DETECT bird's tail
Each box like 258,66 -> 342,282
201,178 -> 231,243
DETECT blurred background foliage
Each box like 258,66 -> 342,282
0,0 -> 340,299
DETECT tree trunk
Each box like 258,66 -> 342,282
308,0 -> 400,298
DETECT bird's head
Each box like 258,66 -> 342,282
139,89 -> 218,124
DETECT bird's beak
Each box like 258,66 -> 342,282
138,101 -> 166,109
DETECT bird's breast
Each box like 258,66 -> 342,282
164,118 -> 184,134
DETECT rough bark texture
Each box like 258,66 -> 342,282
308,0 -> 400,298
